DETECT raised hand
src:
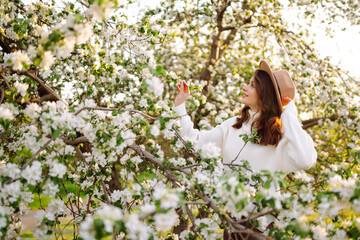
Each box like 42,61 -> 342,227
174,80 -> 190,107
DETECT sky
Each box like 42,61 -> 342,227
280,2 -> 360,78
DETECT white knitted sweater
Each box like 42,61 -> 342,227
173,101 -> 317,173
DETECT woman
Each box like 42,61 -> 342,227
173,60 -> 317,173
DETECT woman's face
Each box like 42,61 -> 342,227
240,77 -> 260,112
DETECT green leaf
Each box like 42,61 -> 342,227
48,31 -> 62,42
263,180 -> 271,189
51,129 -> 62,138
0,119 -> 12,129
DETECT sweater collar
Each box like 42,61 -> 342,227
248,109 -> 260,122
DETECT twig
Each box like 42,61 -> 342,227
172,126 -> 200,160
185,201 -> 209,205
74,146 -> 112,205
100,180 -> 111,204
19,70 -> 67,105
230,142 -> 248,164
170,166 -> 192,175
62,136 -> 89,145
0,72 -> 12,89
129,144 -> 180,184
2,122 -> 38,133
0,88 -> 4,104
185,204 -> 198,231
21,137 -> 53,169
0,68 -> 67,105
237,209 -> 276,224
74,107 -> 155,119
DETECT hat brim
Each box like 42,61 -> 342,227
258,60 -> 283,112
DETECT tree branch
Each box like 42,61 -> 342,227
237,209 -> 276,224
1,68 -> 67,106
22,137 -> 53,169
0,72 -> 12,89
0,87 -> 4,104
129,144 -> 180,183
196,191 -> 272,239
74,146 -> 112,204
22,70 -> 67,105
62,136 -> 89,145
301,114 -> 355,129
75,107 -> 155,120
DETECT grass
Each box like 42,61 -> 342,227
20,220 -> 114,239
28,181 -> 85,210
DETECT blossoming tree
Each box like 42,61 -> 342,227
0,0 -> 359,239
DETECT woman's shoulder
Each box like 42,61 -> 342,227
217,116 -> 238,128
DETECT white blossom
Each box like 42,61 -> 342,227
24,103 -> 42,119
0,217 -> 7,229
42,180 -> 59,197
79,217 -> 95,240
1,181 -> 21,203
139,98 -> 148,108
33,226 -> 49,240
125,214 -> 152,240
150,125 -> 160,137
195,171 -> 210,185
4,51 -> 31,71
146,76 -> 164,97
40,51 -> 55,71
197,142 -> 221,159
112,112 -> 131,128
139,204 -> 156,217
331,229 -> 347,240
153,186 -> 179,209
48,199 -> 66,216
154,209 -> 179,232
0,106 -> 14,120
111,189 -> 132,204
57,37 -> 75,58
14,81 -> 29,97
311,225 -> 328,240
96,205 -> 123,233
88,2 -> 113,20
49,162 -> 67,178
21,161 -> 42,185
3,163 -> 21,179
121,130 -> 136,146
74,23 -> 93,44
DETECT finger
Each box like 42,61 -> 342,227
183,81 -> 189,93
180,80 -> 185,92
176,85 -> 181,92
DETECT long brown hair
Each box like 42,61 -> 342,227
232,70 -> 283,146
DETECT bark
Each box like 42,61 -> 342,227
0,35 -> 18,53
104,164 -> 123,193
301,114 -> 355,129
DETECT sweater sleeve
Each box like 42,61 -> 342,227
173,103 -> 229,150
275,101 -> 317,172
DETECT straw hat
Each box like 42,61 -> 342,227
259,60 -> 296,112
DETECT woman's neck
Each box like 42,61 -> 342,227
249,105 -> 259,113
